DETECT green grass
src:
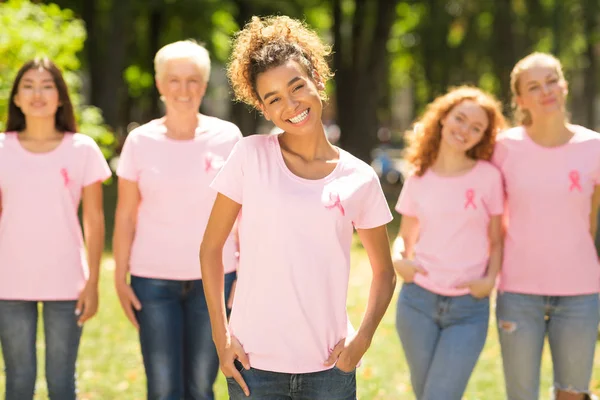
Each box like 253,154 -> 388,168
0,240 -> 599,398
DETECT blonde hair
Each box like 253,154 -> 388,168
404,86 -> 507,177
510,52 -> 565,125
154,40 -> 211,82
227,15 -> 333,109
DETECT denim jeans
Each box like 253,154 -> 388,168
226,363 -> 356,400
131,272 -> 236,400
395,283 -> 490,400
496,292 -> 600,400
0,300 -> 82,400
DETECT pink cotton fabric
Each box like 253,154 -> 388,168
0,132 -> 111,300
117,117 -> 242,280
395,161 -> 504,296
492,126 -> 600,295
210,134 -> 392,373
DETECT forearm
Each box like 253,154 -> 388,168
113,218 -> 136,284
355,268 -> 396,342
486,240 -> 502,279
200,245 -> 229,346
83,213 -> 105,284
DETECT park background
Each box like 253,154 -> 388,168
1,0 -> 600,398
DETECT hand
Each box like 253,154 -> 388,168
115,281 -> 142,329
227,279 -> 237,309
393,259 -> 427,283
456,275 -> 495,299
75,281 -> 99,326
217,334 -> 250,396
323,334 -> 371,373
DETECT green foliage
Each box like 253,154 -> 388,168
0,0 -> 116,159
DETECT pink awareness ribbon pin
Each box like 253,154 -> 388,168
464,188 -> 476,209
204,153 -> 224,172
569,170 -> 582,192
325,192 -> 345,216
60,168 -> 70,186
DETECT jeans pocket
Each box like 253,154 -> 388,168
333,365 -> 356,375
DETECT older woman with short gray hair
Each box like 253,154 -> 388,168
113,40 -> 241,400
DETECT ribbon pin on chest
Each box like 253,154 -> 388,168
464,188 -> 476,210
325,192 -> 345,216
569,170 -> 582,192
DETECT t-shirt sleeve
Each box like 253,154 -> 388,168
395,175 -> 417,216
486,166 -> 505,216
116,133 -> 140,182
83,137 -> 112,186
491,139 -> 507,170
353,170 -> 393,229
592,139 -> 600,185
210,139 -> 246,205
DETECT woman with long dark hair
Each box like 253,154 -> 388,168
0,58 -> 111,400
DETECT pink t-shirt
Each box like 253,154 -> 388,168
210,134 -> 392,374
492,126 -> 600,295
395,161 -> 504,296
117,116 -> 241,280
0,132 -> 111,300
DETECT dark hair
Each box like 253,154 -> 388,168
6,58 -> 77,133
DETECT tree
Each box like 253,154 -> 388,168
333,0 -> 400,162
0,0 -> 116,158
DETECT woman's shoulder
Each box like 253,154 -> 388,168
496,126 -> 525,143
571,124 -> 600,143
202,115 -> 243,139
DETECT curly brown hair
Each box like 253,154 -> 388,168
227,15 -> 333,109
404,86 -> 507,177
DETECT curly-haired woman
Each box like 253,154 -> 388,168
199,15 -> 396,400
393,86 -> 507,400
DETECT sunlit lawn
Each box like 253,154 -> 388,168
1,237 -> 599,399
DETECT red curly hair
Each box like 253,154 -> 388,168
404,86 -> 507,177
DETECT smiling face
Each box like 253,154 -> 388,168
516,65 -> 567,122
256,59 -> 324,136
13,68 -> 60,120
156,58 -> 207,114
440,100 -> 490,153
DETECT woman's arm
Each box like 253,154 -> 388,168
200,193 -> 250,396
326,225 -> 396,371
76,181 -> 105,325
391,215 -> 427,282
590,185 -> 600,238
113,178 -> 142,329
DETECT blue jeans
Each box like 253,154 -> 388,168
395,283 -> 490,400
0,300 -> 82,400
496,292 -> 600,400
226,363 -> 356,400
131,272 -> 236,400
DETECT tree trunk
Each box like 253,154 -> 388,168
583,0 -> 597,130
492,0 -> 517,113
229,0 -> 261,135
333,0 -> 398,162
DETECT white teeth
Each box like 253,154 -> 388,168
453,132 -> 466,143
289,110 -> 309,124
177,97 -> 190,102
